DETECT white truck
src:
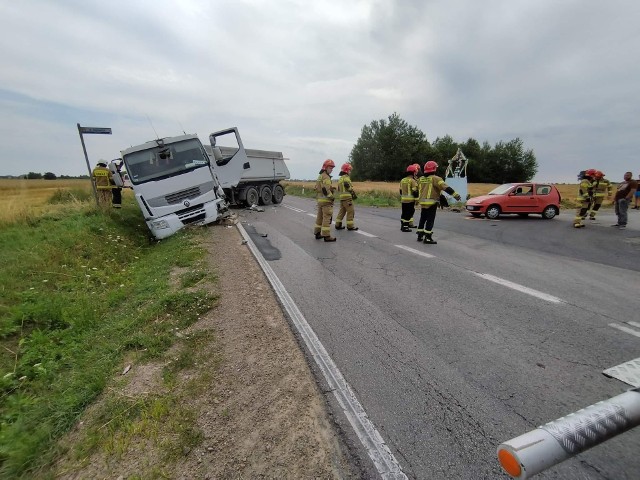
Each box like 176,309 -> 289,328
112,128 -> 289,239
205,127 -> 290,206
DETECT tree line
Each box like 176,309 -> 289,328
4,173 -> 90,180
349,113 -> 538,183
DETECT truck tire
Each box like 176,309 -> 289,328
259,186 -> 272,205
272,184 -> 284,204
245,187 -> 259,206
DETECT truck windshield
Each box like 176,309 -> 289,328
124,139 -> 209,184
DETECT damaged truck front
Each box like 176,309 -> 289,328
120,134 -> 229,239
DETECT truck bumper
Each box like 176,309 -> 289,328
146,198 -> 227,239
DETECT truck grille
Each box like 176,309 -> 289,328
165,186 -> 201,204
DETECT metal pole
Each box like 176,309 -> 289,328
497,388 -> 640,478
77,123 -> 99,206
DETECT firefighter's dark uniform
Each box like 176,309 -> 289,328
335,173 -> 358,230
399,174 -> 419,231
416,174 -> 460,244
314,171 -> 336,240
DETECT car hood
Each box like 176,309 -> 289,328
466,194 -> 500,204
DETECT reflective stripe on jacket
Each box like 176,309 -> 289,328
315,172 -> 334,204
576,179 -> 593,201
399,176 -> 418,203
418,175 -> 448,206
593,179 -> 611,198
337,174 -> 354,200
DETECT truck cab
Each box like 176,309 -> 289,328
121,134 -> 229,239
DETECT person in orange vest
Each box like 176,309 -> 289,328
399,164 -> 419,231
91,161 -> 112,207
416,161 -> 461,244
335,163 -> 358,231
313,159 -> 337,242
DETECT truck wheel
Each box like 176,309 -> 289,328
259,186 -> 272,205
272,185 -> 284,204
245,187 -> 259,206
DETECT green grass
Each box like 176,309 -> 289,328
0,194 -> 219,478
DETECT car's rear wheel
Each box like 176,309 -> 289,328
485,205 -> 501,219
542,205 -> 558,219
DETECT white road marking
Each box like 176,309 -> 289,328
609,323 -> 640,338
237,223 -> 407,480
628,321 -> 640,329
307,213 -> 316,217
283,204 -> 306,213
356,230 -> 377,238
394,245 -> 435,258
473,273 -> 565,304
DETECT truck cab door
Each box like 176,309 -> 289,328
206,128 -> 250,189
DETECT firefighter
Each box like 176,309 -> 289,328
588,170 -> 611,220
335,163 -> 358,231
314,159 -> 337,242
574,169 -> 596,228
91,161 -> 112,207
416,161 -> 461,244
399,164 -> 419,231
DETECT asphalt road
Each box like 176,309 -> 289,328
241,197 -> 640,480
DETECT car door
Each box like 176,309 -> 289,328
502,184 -> 537,213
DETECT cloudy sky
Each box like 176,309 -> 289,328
1,0 -> 639,182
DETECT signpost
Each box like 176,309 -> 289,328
77,123 -> 112,206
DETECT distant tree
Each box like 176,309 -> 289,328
488,138 -> 537,183
43,172 -> 57,180
26,172 -> 43,179
349,113 -> 430,181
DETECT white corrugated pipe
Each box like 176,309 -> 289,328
497,388 -> 640,478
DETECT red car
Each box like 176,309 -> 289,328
465,183 -> 561,219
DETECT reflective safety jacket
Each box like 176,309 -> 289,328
337,174 -> 355,200
399,175 -> 418,203
315,171 -> 335,204
92,166 -> 112,190
576,178 -> 593,201
592,178 -> 612,198
418,174 -> 450,207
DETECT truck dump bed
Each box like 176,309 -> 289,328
204,145 -> 290,184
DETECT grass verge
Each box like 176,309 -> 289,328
0,194 -> 220,478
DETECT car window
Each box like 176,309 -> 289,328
536,185 -> 551,195
514,185 -> 533,195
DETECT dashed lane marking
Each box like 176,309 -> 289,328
473,273 -> 565,304
356,230 -> 377,238
609,323 -> 640,338
283,204 -> 306,213
394,245 -> 435,258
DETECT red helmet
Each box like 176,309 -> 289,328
585,168 -> 597,177
424,161 -> 438,173
322,159 -> 335,170
413,163 -> 421,172
406,164 -> 418,174
341,162 -> 352,173
594,170 -> 604,179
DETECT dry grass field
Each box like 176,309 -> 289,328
0,179 -> 94,224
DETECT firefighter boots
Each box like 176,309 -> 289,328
347,227 -> 359,231
416,233 -> 424,242
323,236 -> 337,242
315,232 -> 322,239
335,224 -> 345,230
423,234 -> 437,244
401,226 -> 411,232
